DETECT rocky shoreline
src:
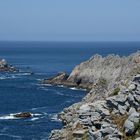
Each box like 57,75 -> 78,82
42,52 -> 140,140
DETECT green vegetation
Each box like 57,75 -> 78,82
98,77 -> 108,89
110,87 -> 120,96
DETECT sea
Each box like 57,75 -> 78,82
0,41 -> 139,140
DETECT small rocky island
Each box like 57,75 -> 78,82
43,52 -> 140,140
14,112 -> 32,118
0,59 -> 17,72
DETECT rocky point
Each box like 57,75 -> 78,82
42,52 -> 140,140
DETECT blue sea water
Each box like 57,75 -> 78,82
0,41 -> 139,140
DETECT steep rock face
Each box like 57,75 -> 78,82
48,51 -> 140,140
49,74 -> 140,140
68,52 -> 140,90
43,52 -> 140,92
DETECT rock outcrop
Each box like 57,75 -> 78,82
43,52 -> 140,91
0,59 -> 17,72
14,112 -> 32,118
47,52 -> 140,140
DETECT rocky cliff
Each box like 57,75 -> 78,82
45,51 -> 140,140
43,52 -> 140,91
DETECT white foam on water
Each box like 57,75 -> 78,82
11,75 -> 16,78
14,73 -> 31,76
0,133 -> 22,139
0,72 -> 32,81
70,87 -> 86,91
40,88 -> 49,91
30,117 -> 39,121
70,87 -> 78,90
32,113 -> 42,116
65,100 -> 72,103
31,108 -> 38,111
0,76 -> 6,80
0,75 -> 17,80
55,91 -> 64,96
0,113 -> 18,120
41,84 -> 52,86
31,106 -> 47,111
58,85 -> 64,87
50,114 -> 61,122
36,79 -> 42,81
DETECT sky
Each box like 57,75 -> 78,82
0,0 -> 140,41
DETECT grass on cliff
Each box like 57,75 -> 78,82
111,114 -> 127,130
111,114 -> 140,140
110,87 -> 120,96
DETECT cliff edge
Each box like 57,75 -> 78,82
44,51 -> 140,140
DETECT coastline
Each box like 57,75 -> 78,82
44,51 -> 140,140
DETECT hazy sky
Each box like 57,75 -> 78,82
0,0 -> 140,41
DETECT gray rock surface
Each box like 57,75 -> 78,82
48,52 -> 140,140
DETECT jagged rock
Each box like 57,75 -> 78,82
128,112 -> 139,124
91,126 -> 96,132
118,104 -> 127,115
43,52 -> 140,92
107,97 -> 118,109
93,121 -> 102,130
107,134 -> 122,140
124,119 -> 135,136
49,130 -> 62,140
0,59 -> 17,72
100,127 -> 115,137
90,112 -> 101,122
115,94 -> 127,104
129,83 -> 137,91
101,121 -> 112,129
133,74 -> 140,83
128,107 -> 137,115
49,52 -> 140,140
73,129 -> 88,139
42,72 -> 69,85
125,101 -> 130,108
79,103 -> 90,112
80,118 -> 92,127
127,93 -> 135,102
133,93 -> 140,103
89,130 -> 102,140
124,111 -> 139,136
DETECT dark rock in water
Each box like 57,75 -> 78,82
42,72 -> 76,87
42,71 -> 92,90
42,72 -> 69,84
14,112 -> 32,118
